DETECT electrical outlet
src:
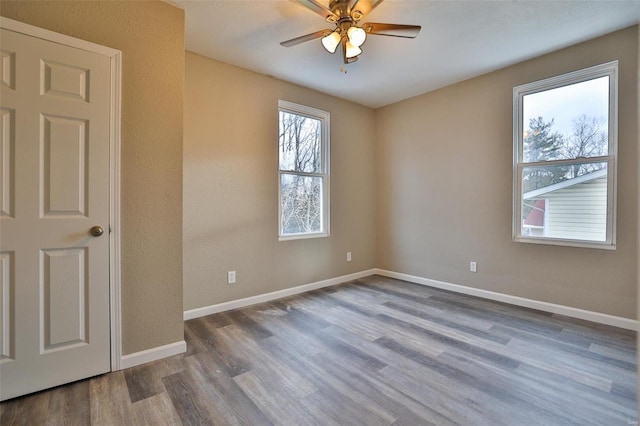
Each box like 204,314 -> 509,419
470,261 -> 477,273
346,251 -> 352,262
227,271 -> 236,284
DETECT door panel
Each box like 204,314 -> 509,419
0,26 -> 111,401
42,60 -> 90,102
0,107 -> 14,218
41,114 -> 89,217
0,251 -> 13,361
41,247 -> 88,351
0,49 -> 16,89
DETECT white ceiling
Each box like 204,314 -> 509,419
171,0 -> 639,109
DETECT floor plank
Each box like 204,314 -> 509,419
1,275 -> 636,425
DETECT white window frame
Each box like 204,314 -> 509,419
278,100 -> 330,241
513,61 -> 618,249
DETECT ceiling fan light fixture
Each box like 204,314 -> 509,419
281,1 -> 422,65
347,26 -> 366,47
321,30 -> 341,53
345,40 -> 362,59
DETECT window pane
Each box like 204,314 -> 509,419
521,163 -> 607,242
280,174 -> 323,235
279,111 -> 322,173
522,76 -> 609,163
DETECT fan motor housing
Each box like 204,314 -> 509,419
329,0 -> 359,22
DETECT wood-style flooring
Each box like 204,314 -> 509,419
1,275 -> 637,425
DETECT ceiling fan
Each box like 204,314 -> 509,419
280,0 -> 421,64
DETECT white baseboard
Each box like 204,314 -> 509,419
182,266 -> 636,331
375,269 -> 637,331
184,269 -> 377,321
120,340 -> 187,370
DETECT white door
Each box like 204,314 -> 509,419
0,25 -> 112,401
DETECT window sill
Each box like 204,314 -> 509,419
279,232 -> 329,242
513,236 -> 616,251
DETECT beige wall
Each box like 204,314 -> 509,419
183,52 -> 376,311
0,1 -> 185,353
376,26 -> 638,319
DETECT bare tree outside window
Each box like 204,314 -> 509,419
563,115 -> 608,178
521,113 -> 609,193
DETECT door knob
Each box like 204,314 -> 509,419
90,226 -> 104,237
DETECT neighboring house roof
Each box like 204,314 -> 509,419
523,169 -> 607,200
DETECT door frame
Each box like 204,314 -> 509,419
0,17 -> 123,371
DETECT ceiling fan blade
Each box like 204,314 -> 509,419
363,23 -> 421,38
294,0 -> 338,22
280,30 -> 331,47
349,0 -> 385,18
